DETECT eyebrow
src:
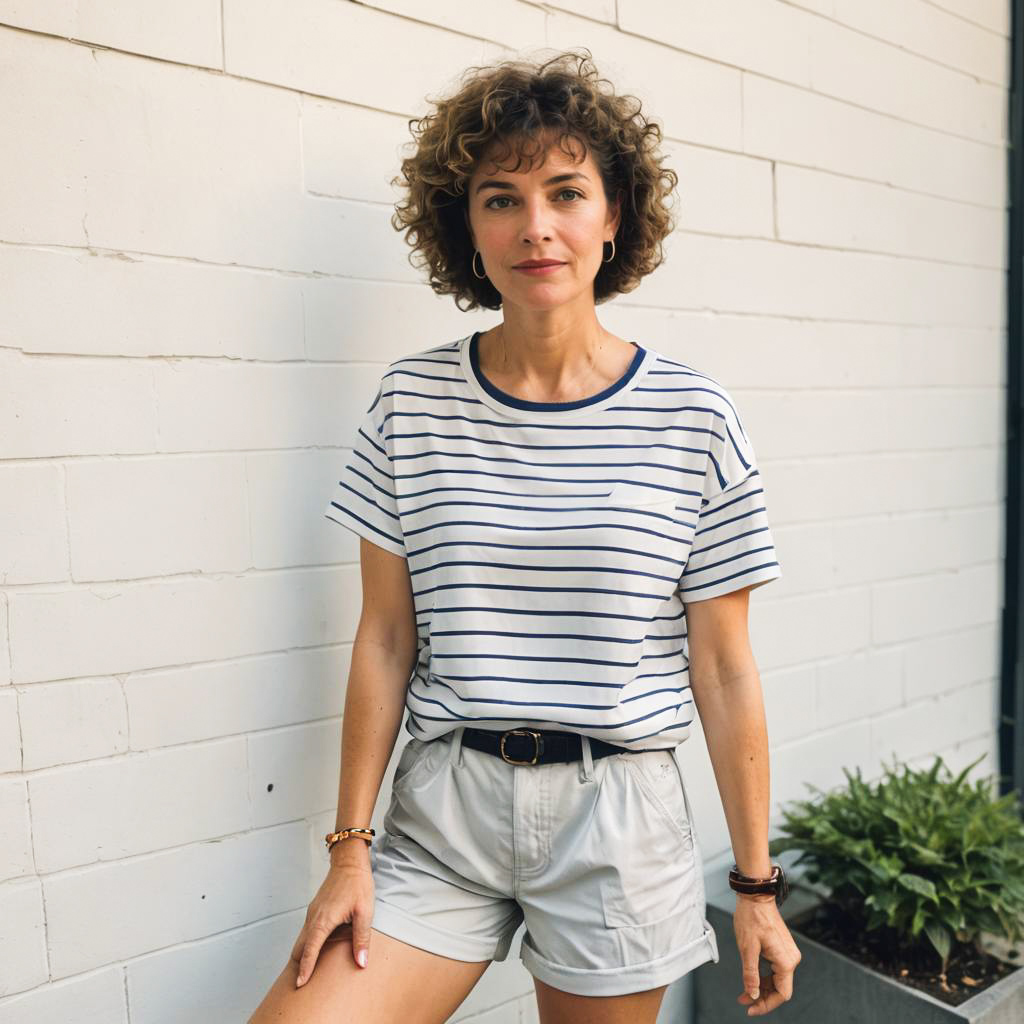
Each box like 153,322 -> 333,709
474,171 -> 590,194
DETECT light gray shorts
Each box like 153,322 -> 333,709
368,727 -> 720,997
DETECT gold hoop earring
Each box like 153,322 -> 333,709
602,239 -> 616,264
472,249 -> 487,279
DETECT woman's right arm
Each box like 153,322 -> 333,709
293,536 -> 419,986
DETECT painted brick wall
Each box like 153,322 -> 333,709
0,2 -> 1010,1021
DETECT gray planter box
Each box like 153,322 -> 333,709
694,879 -> 1024,1023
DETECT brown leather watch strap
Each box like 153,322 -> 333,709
728,862 -> 789,905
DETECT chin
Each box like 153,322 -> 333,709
504,282 -> 580,306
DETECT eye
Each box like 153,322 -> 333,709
483,189 -> 584,210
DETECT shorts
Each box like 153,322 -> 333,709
367,727 -> 720,997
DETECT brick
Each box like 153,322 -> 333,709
125,646 -> 345,750
0,349 -> 155,461
0,463 -> 66,585
619,0 -> 813,86
743,73 -> 1003,204
0,690 -> 20,773
776,163 -> 1005,265
222,0 -> 493,115
638,231 -> 1002,327
19,678 -> 127,770
0,967 -> 126,1024
29,738 -> 250,872
8,568 -> 361,684
0,0 -> 222,68
808,16 -> 1004,143
0,246 -> 305,359
67,455 -> 249,581
0,879 -> 47,995
0,778 -> 33,881
832,0 -> 1008,86
249,719 -> 340,827
43,824 -> 309,977
126,911 -> 302,1024
357,0 -> 545,51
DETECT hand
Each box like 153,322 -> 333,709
290,842 -> 375,987
733,893 -> 802,1016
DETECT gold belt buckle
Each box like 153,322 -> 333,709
500,729 -> 544,765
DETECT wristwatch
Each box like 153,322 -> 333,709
728,863 -> 790,906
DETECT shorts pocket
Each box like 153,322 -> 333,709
391,738 -> 433,794
626,750 -> 693,844
598,754 -> 698,928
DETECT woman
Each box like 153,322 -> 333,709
251,49 -> 800,1023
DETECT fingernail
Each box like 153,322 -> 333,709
750,989 -> 759,1000
295,975 -> 304,988
357,949 -> 367,968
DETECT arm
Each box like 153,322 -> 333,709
331,537 -> 419,872
294,537 -> 418,986
684,586 -> 771,879
685,585 -> 801,1016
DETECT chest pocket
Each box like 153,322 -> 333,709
602,483 -> 679,520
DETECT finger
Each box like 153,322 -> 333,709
295,924 -> 330,988
744,973 -> 775,1016
351,905 -> 372,968
750,991 -> 786,1015
740,947 -> 762,1001
752,972 -> 796,1017
772,965 -> 795,1001
289,926 -> 307,966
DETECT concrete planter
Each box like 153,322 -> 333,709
694,880 -> 1024,1023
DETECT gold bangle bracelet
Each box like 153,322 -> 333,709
325,828 -> 375,852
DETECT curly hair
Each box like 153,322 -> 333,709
389,49 -> 679,312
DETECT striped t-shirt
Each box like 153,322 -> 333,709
324,330 -> 782,751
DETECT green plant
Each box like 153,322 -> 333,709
768,754 -> 1024,975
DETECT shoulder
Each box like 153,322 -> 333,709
645,348 -> 742,425
369,337 -> 465,416
384,337 -> 464,381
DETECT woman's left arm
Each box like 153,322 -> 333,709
685,587 -> 802,1018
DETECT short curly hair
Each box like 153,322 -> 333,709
390,49 -> 679,312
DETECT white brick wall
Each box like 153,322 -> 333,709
0,2 -> 1009,1021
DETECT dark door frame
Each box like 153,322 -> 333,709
1001,0 -> 1024,799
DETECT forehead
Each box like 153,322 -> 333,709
471,133 -> 592,180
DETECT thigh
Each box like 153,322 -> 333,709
248,922 -> 490,1024
534,976 -> 669,1024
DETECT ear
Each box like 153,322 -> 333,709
463,206 -> 475,249
606,191 -> 622,238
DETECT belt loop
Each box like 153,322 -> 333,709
580,734 -> 595,782
449,727 -> 465,767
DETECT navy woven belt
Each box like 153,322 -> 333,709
460,727 -> 673,766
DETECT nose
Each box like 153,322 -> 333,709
518,197 -> 554,244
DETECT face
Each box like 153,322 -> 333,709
464,134 -> 621,310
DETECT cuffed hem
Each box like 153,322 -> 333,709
370,896 -> 506,963
519,920 -> 720,997
680,565 -> 782,603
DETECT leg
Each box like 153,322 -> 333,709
248,921 -> 490,1024
533,976 -> 669,1024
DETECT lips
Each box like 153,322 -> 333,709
514,260 -> 565,268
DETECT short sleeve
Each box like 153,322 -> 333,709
323,379 -> 406,558
678,389 -> 781,603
